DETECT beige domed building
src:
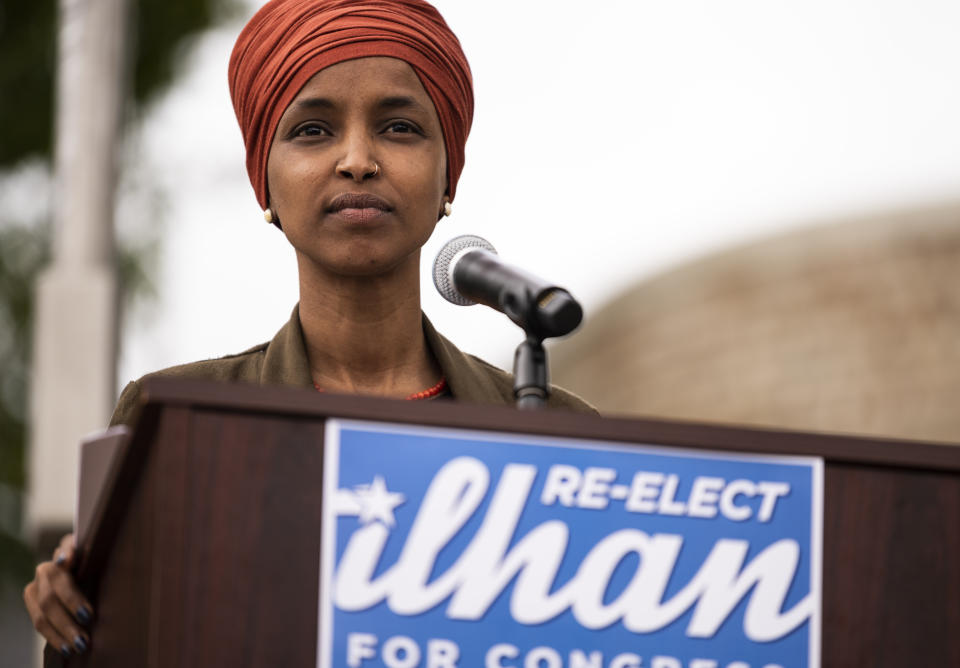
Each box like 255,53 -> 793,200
552,202 -> 960,444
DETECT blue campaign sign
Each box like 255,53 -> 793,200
319,420 -> 823,668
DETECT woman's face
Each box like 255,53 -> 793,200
267,57 -> 448,278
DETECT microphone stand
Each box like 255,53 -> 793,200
513,334 -> 549,409
507,287 -> 584,410
434,237 -> 583,409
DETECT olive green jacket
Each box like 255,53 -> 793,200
110,305 -> 595,426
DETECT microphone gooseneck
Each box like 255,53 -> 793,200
432,235 -> 583,340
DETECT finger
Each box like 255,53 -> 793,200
36,565 -> 92,653
53,533 -> 76,568
39,591 -> 90,654
24,581 -> 74,658
49,564 -> 94,626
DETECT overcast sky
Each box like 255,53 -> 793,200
117,0 -> 960,386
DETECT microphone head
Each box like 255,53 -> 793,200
433,234 -> 498,306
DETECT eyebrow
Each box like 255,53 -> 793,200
290,97 -> 336,111
376,96 -> 427,114
289,95 -> 428,114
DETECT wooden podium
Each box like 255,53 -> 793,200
53,378 -> 960,667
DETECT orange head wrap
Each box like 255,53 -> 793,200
228,0 -> 474,211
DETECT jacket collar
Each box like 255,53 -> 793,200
421,313 -> 510,404
259,304 -> 509,403
259,304 -> 315,389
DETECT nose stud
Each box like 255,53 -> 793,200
336,161 -> 380,180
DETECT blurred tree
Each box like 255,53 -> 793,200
0,0 -> 240,591
0,0 -> 241,169
0,221 -> 49,588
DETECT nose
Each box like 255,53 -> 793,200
336,131 -> 379,182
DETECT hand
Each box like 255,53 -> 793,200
22,533 -> 93,658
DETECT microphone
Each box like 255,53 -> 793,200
432,235 -> 583,339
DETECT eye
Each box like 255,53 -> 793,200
294,123 -> 330,138
384,120 -> 421,135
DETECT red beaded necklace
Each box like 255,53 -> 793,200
313,377 -> 448,400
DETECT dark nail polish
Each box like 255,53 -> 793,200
76,605 -> 91,625
60,644 -> 72,658
54,553 -> 66,566
73,635 -> 88,653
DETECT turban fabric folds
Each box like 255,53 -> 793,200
228,0 -> 474,210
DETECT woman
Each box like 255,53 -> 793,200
24,0 -> 593,657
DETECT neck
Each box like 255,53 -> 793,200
296,253 -> 441,398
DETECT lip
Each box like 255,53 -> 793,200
328,192 -> 392,213
326,193 -> 393,224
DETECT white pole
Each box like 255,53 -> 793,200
28,2 -> 129,663
28,0 -> 129,555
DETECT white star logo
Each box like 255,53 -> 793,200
333,476 -> 405,527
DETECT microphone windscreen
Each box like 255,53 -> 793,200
432,234 -> 498,305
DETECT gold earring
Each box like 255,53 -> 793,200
264,208 -> 274,224
443,201 -> 452,217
